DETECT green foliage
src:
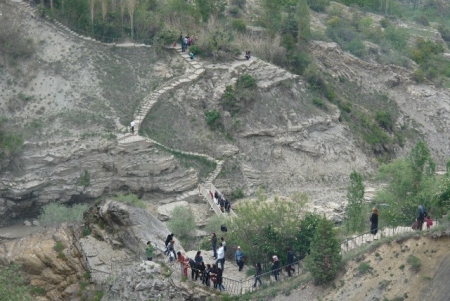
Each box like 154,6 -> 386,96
375,111 -> 393,132
196,27 -> 238,60
38,203 -> 88,226
29,286 -> 46,296
230,188 -> 245,200
114,193 -> 146,209
304,216 -> 342,283
438,25 -> 450,42
231,19 -> 247,33
296,213 -> 322,259
154,29 -> 179,46
357,262 -> 373,275
345,171 -> 366,234
312,98 -> 326,109
204,110 -> 222,130
297,0 -> 311,42
167,206 -> 196,248
77,169 -> 90,187
412,68 -> 425,83
195,0 -> 225,22
0,13 -> 35,63
231,0 -> 246,9
227,195 -> 308,264
413,15 -> 429,26
326,17 -> 366,58
82,228 -> 91,237
374,141 -> 439,224
407,255 -> 421,272
0,264 -> 32,301
384,26 -> 409,51
53,241 -> 65,252
236,74 -> 256,89
308,0 -> 330,12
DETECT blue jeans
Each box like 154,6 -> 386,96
212,245 -> 217,258
253,276 -> 261,287
215,258 -> 224,270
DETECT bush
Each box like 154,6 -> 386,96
114,193 -> 146,209
236,74 -> 256,89
308,0 -> 330,12
0,264 -> 32,300
312,98 -> 326,109
375,111 -> 393,132
228,5 -> 240,16
230,188 -> 244,200
358,262 -> 373,275
305,216 -> 341,283
231,0 -> 246,9
0,14 -> 35,63
167,206 -> 196,247
204,110 -> 222,130
412,68 -> 425,83
413,15 -> 429,26
53,241 -> 65,252
38,203 -> 88,226
407,255 -> 421,272
231,19 -> 246,32
189,45 -> 201,55
438,25 -> 450,42
77,169 -> 90,187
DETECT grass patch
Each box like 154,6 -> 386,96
38,203 -> 88,226
407,255 -> 421,272
113,193 -> 146,209
357,262 -> 373,275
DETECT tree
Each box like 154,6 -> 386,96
345,171 -> 366,234
304,216 -> 341,283
89,0 -> 96,27
409,141 -> 435,194
167,206 -> 196,248
296,0 -> 311,43
261,0 -> 284,35
127,0 -> 137,39
101,0 -> 108,21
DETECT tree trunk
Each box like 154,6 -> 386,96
101,0 -> 108,21
89,0 -> 95,27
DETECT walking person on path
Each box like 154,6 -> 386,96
130,120 -> 135,134
253,263 -> 262,288
211,232 -> 217,259
145,241 -> 154,261
177,252 -> 188,277
164,233 -> 174,255
416,205 -> 427,230
370,207 -> 378,235
216,243 -> 225,271
235,246 -> 245,271
286,248 -> 295,276
271,255 -> 280,281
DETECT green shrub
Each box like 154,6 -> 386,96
82,228 -> 91,237
77,169 -> 90,187
167,206 -> 196,247
380,18 -> 391,28
113,193 -> 146,209
413,15 -> 429,26
231,0 -> 246,9
236,74 -> 256,89
189,45 -> 200,55
307,0 -> 330,12
375,111 -> 393,132
438,25 -> 450,42
204,110 -> 222,130
407,255 -> 421,272
312,98 -> 326,109
228,5 -> 240,16
38,203 -> 88,226
230,188 -> 244,200
231,19 -> 246,32
412,68 -> 425,83
53,241 -> 65,252
0,264 -> 32,300
358,262 -> 373,275
0,14 -> 35,63
29,286 -> 46,296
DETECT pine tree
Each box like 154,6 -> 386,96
305,216 -> 341,283
296,0 -> 310,44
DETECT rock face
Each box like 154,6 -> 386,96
0,224 -> 85,300
0,138 -> 198,226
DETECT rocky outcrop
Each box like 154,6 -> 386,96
0,138 -> 199,226
0,223 -> 85,300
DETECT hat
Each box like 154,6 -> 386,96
272,255 -> 278,261
237,246 -> 241,249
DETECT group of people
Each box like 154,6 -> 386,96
209,190 -> 232,213
369,204 -> 434,235
179,33 -> 196,60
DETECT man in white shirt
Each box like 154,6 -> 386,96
130,121 -> 135,134
215,243 -> 225,271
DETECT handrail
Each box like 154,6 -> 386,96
170,258 -> 303,295
210,183 -> 238,217
198,184 -> 225,217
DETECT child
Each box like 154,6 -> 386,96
425,216 -> 433,229
169,247 -> 175,262
189,52 -> 195,60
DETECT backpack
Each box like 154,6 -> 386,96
221,225 -> 228,232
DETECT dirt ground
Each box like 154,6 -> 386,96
272,235 -> 450,301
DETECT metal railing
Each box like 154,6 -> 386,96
340,219 -> 439,253
198,184 -> 225,217
169,259 -> 303,295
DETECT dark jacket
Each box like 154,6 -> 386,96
287,251 -> 294,265
165,234 -> 173,246
211,236 -> 217,247
271,261 -> 279,272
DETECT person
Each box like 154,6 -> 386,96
130,120 -> 135,134
183,37 -> 188,51
253,263 -> 262,288
286,248 -> 295,277
210,264 -> 217,288
271,255 -> 280,281
189,52 -> 194,60
235,246 -> 245,271
425,215 -> 433,229
211,233 -> 217,259
216,267 -> 225,291
167,240 -> 176,257
189,257 -> 198,280
221,237 -> 227,252
168,247 -> 175,262
203,264 -> 211,286
195,251 -> 203,264
196,261 -> 205,281
164,233 -> 174,255
245,50 -> 251,60
370,207 -> 378,235
145,241 -> 154,261
216,243 -> 225,271
417,205 -> 427,230
177,252 -> 188,277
